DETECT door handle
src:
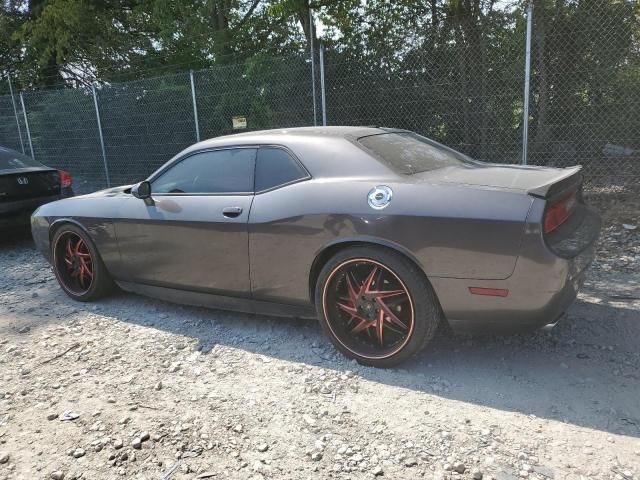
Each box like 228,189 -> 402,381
222,206 -> 243,218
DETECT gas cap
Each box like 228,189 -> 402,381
367,185 -> 393,210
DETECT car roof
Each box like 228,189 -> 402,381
196,126 -> 389,146
170,126 -> 401,179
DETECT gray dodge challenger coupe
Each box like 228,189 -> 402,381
31,127 -> 601,367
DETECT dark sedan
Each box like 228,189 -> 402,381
1,146 -> 73,230
31,127 -> 600,367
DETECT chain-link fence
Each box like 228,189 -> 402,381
0,2 -> 638,194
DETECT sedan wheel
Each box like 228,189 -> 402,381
52,225 -> 113,301
316,246 -> 442,367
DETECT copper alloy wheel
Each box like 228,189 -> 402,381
54,231 -> 94,295
322,258 -> 415,360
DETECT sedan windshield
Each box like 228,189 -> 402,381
0,147 -> 44,171
358,132 -> 474,174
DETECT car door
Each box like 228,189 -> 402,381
114,147 -> 256,296
248,146 -> 313,303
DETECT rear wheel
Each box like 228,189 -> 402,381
51,224 -> 113,301
315,246 -> 442,368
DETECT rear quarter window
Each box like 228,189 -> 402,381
357,132 -> 472,174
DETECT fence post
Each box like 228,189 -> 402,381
309,8 -> 318,126
7,74 -> 25,154
19,93 -> 35,159
521,1 -> 533,165
190,70 -> 201,142
319,43 -> 327,126
92,85 -> 111,187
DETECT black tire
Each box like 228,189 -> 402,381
315,246 -> 442,368
51,224 -> 114,301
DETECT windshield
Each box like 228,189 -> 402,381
358,132 -> 474,174
0,147 -> 44,171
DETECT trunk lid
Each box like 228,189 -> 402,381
0,167 -> 61,203
424,163 -> 582,198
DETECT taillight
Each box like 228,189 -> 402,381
59,170 -> 72,188
543,191 -> 577,234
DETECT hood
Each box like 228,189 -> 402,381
422,163 -> 582,198
77,184 -> 133,198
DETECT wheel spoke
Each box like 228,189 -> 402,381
384,323 -> 407,336
345,272 -> 360,304
79,258 -> 93,278
350,318 -> 376,334
368,289 -> 406,299
376,297 -> 408,330
336,301 -> 358,316
358,265 -> 378,297
376,309 -> 384,346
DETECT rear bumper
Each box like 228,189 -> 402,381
431,201 -> 600,334
0,195 -> 64,229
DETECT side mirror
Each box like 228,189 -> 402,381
132,181 -> 151,199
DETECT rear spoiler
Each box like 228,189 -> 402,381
527,166 -> 583,199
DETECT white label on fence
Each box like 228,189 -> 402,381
232,116 -> 247,129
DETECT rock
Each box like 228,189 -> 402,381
59,411 -> 80,421
233,424 -> 243,433
140,431 -> 150,442
18,325 -> 31,333
532,466 -> 555,479
20,367 -> 31,376
453,462 -> 466,474
472,467 -> 484,479
50,472 -> 65,480
72,448 -> 85,458
154,381 -> 163,391
47,412 -> 58,421
404,458 -> 418,467
256,443 -> 269,452
311,452 -> 323,461
372,465 -> 384,476
132,438 -> 142,449
0,452 -> 9,464
302,414 -> 316,426
114,439 -> 124,449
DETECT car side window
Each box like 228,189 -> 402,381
255,147 -> 308,192
152,148 -> 256,194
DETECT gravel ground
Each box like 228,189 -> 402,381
0,200 -> 639,480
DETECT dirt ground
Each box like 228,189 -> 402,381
0,196 -> 639,480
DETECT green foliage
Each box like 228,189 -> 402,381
0,0 -> 638,185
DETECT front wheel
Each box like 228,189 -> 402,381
315,246 -> 442,368
51,224 -> 114,301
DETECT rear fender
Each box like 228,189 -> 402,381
309,235 -> 427,302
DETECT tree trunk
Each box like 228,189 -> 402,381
210,0 -> 233,63
296,0 -> 318,50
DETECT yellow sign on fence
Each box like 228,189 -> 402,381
232,116 -> 247,129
